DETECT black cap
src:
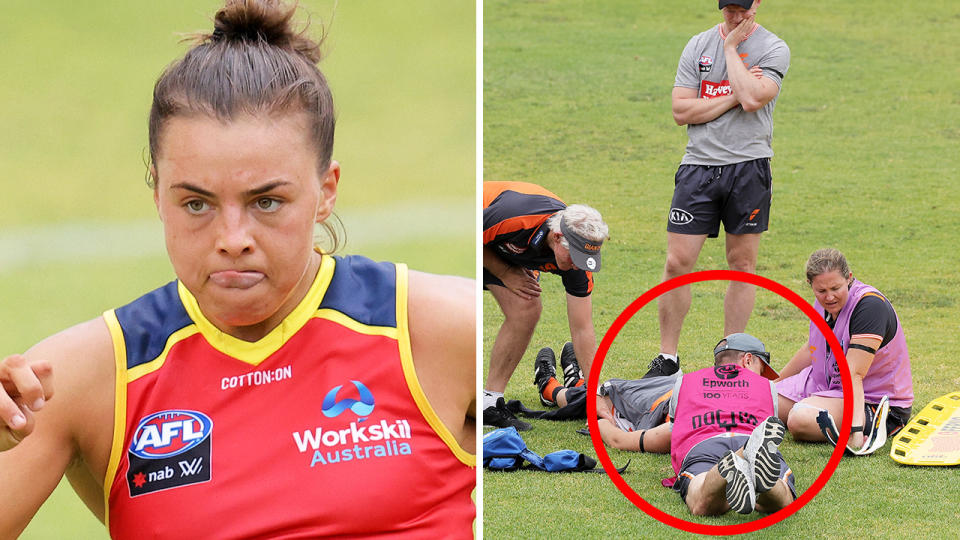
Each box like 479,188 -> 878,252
719,0 -> 754,9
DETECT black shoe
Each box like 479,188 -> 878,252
559,341 -> 583,388
483,397 -> 532,431
533,347 -> 557,406
642,354 -> 679,379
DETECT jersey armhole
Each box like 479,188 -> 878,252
101,309 -> 129,530
395,263 -> 476,467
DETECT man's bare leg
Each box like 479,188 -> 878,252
485,284 -> 542,393
658,232 -> 708,355
723,232 -> 761,335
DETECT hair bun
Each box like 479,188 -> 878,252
211,0 -> 322,62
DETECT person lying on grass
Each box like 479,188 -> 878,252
581,334 -> 796,516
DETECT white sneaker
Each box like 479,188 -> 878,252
744,416 -> 786,494
717,450 -> 756,514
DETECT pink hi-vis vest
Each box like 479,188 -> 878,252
671,365 -> 775,474
808,279 -> 914,408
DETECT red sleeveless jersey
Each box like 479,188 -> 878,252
102,255 -> 475,539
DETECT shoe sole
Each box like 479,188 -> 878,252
745,417 -> 786,494
717,451 -> 755,515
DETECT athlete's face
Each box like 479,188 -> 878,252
153,113 -> 338,340
810,270 -> 852,318
721,1 -> 758,33
551,233 -> 577,271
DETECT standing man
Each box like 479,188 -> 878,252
652,0 -> 790,375
482,181 -> 609,430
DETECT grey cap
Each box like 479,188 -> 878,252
559,217 -> 602,272
714,333 -> 778,380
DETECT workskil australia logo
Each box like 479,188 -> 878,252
322,380 -> 375,418
293,380 -> 413,467
127,409 -> 213,497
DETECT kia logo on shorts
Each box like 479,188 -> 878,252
670,208 -> 694,225
130,410 -> 213,459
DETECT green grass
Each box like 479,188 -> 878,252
483,0 -> 960,537
0,1 -> 473,538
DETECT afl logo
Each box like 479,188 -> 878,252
322,380 -> 375,418
670,208 -> 694,225
714,365 -> 740,380
130,410 -> 213,459
698,55 -> 713,72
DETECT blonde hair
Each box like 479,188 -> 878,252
546,204 -> 609,247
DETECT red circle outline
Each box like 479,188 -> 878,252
586,270 -> 852,535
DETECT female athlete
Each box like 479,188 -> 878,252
0,1 -> 475,537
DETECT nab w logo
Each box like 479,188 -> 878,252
127,410 -> 213,496
322,380 -> 375,419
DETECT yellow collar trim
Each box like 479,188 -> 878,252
177,255 -> 336,365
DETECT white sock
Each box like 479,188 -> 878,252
659,353 -> 678,363
482,390 -> 504,409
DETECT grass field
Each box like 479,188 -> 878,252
0,1 -> 473,538
483,0 -> 960,538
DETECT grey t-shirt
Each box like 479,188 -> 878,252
675,24 -> 790,166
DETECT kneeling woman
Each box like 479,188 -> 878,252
776,248 -> 914,449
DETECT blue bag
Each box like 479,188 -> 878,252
483,427 -> 606,472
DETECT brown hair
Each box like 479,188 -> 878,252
714,349 -> 745,366
147,0 -> 340,250
805,248 -> 851,284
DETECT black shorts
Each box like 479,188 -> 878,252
667,158 -> 772,238
673,435 -> 796,502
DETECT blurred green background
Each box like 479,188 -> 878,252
0,1 -> 474,537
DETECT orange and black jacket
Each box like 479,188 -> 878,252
482,181 -> 592,297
